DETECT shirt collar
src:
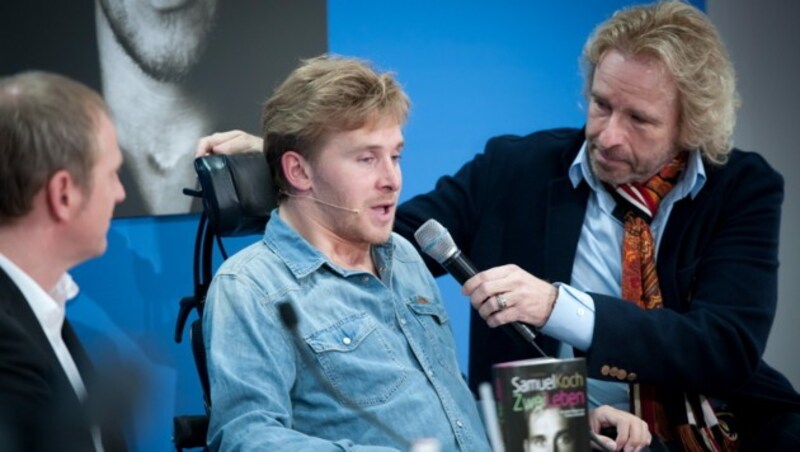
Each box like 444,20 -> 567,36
568,141 -> 707,198
0,252 -> 79,339
263,208 -> 395,279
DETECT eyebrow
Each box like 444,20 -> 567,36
591,91 -> 661,124
349,141 -> 405,153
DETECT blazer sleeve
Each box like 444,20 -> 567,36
587,153 -> 784,398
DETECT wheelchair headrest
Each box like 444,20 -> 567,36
194,153 -> 277,237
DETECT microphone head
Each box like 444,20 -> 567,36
278,301 -> 299,330
413,219 -> 458,264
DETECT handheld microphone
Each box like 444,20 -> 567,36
283,192 -> 360,214
413,219 -> 546,357
277,301 -> 426,450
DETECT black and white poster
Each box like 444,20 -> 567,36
1,0 -> 327,217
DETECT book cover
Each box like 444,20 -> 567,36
493,357 -> 589,452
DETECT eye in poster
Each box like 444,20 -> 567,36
1,0 -> 327,217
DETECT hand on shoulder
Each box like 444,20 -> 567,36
195,130 -> 263,157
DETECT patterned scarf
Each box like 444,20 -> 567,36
610,152 -> 737,451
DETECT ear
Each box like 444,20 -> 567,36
281,150 -> 313,192
45,170 -> 84,222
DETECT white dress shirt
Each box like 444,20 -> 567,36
0,253 -> 104,452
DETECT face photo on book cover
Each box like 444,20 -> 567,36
1,0 -> 327,217
524,406 -> 581,452
492,357 -> 589,452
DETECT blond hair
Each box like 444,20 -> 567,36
583,1 -> 738,164
261,55 -> 410,199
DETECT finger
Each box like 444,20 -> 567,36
592,434 -> 616,451
476,295 -> 502,320
470,285 -> 510,315
214,134 -> 263,155
195,131 -> 236,157
642,429 -> 652,450
628,420 -> 651,451
461,265 -> 516,296
195,136 -> 216,157
462,271 -> 489,297
614,419 -> 631,451
194,130 -> 253,156
236,134 -> 263,152
465,278 -> 500,308
484,305 -> 519,328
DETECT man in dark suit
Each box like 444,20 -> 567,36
0,72 -> 127,451
395,2 -> 800,451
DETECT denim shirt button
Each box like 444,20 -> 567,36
400,319 -> 406,326
427,370 -> 434,377
342,337 -> 352,345
456,420 -> 463,428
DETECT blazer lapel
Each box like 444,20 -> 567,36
657,195 -> 695,311
544,140 -> 590,283
63,320 -> 95,385
0,269 -> 64,366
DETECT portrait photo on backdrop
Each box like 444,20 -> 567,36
1,0 -> 326,217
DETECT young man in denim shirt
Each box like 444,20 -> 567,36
202,55 -> 491,451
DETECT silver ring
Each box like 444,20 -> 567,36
496,293 -> 507,311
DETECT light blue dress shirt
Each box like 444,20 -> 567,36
204,211 -> 490,451
540,142 -> 706,410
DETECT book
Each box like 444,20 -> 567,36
492,357 -> 589,452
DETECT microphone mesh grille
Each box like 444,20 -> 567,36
413,219 -> 458,264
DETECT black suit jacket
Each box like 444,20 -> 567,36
0,268 -> 127,451
396,127 -> 800,421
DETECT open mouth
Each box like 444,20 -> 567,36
371,203 -> 395,218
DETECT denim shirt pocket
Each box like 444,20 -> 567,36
304,312 -> 407,407
406,299 -> 461,375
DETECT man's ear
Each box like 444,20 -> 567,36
45,170 -> 83,221
281,150 -> 313,192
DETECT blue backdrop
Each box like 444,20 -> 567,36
69,1 -> 703,449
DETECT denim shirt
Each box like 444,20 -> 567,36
204,211 -> 490,451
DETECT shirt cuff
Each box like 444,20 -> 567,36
539,283 -> 595,351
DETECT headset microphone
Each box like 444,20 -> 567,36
413,219 -> 546,357
283,192 -> 360,214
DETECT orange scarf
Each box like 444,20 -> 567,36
611,152 -> 737,451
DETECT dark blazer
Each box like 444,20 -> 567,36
396,127 -> 800,423
0,268 -> 126,452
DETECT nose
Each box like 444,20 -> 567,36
378,156 -> 401,192
594,113 -> 624,150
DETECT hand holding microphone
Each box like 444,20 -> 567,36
461,264 -> 559,329
413,219 -> 554,356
